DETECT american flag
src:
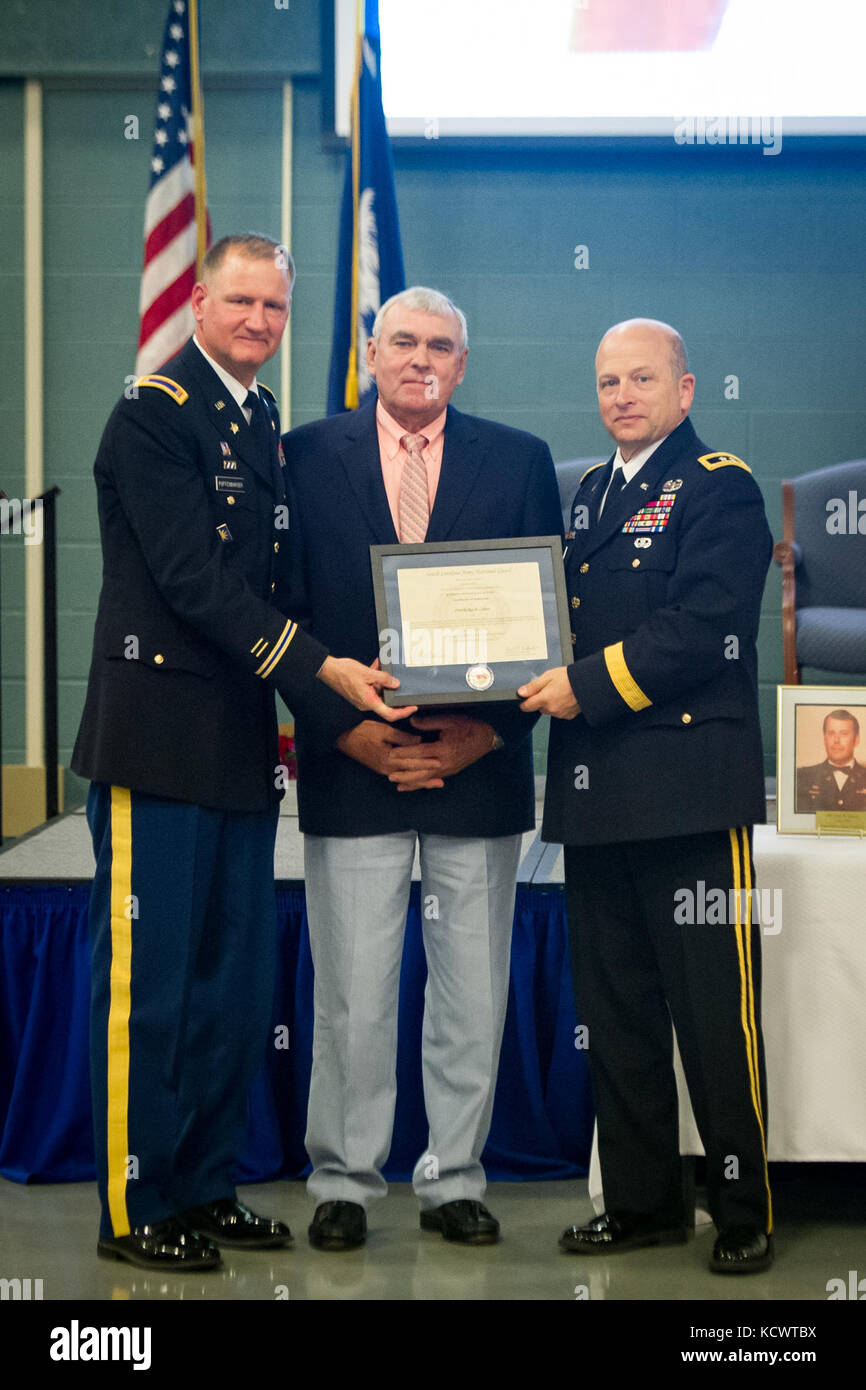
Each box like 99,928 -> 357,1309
136,0 -> 209,376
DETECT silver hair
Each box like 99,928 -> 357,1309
372,286 -> 468,349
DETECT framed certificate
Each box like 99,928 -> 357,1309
370,536 -> 572,706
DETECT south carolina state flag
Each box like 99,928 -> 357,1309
326,0 -> 405,415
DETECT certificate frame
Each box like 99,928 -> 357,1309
370,535 -> 572,707
776,684 -> 866,836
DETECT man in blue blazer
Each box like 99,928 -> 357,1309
282,287 -> 562,1249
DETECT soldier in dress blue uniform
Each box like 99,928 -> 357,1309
519,319 -> 775,1274
71,234 -> 409,1270
796,709 -> 866,812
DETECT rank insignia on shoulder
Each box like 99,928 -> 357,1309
216,523 -> 232,542
579,461 -> 605,484
698,452 -> 752,473
135,374 -> 188,405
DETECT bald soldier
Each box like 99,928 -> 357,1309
520,319 -> 775,1274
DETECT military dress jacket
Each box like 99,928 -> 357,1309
796,759 -> 866,813
72,338 -> 328,813
542,417 -> 773,847
281,401 -> 564,839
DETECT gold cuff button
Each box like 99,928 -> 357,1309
681,712 -> 692,724
154,653 -> 164,665
632,558 -> 641,568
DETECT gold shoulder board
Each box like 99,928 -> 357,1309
579,461 -> 606,484
134,375 -> 189,405
698,452 -> 751,473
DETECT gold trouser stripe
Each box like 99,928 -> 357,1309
603,641 -> 652,711
729,827 -> 773,1234
256,619 -> 297,678
106,787 -> 134,1238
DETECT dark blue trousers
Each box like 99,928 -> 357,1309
564,826 -> 772,1235
87,783 -> 279,1239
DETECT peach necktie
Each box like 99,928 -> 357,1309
398,434 -> 430,543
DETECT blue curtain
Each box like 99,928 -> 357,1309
0,884 -> 591,1185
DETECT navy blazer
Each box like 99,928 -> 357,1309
542,417 -> 773,846
282,401 -> 563,838
72,338 -> 328,812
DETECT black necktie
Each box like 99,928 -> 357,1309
245,389 -> 271,451
245,389 -> 282,490
598,461 -> 627,519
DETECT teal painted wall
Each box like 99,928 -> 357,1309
2,2 -> 865,799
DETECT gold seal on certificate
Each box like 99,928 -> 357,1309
370,536 -> 572,707
466,664 -> 495,692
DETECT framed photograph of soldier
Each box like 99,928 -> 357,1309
777,685 -> 866,835
371,535 -> 572,706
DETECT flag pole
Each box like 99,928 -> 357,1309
344,0 -> 363,408
189,0 -> 208,278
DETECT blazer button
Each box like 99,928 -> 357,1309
154,653 -> 164,665
632,558 -> 641,568
681,712 -> 692,724
271,582 -> 276,592
274,541 -> 280,552
579,562 -> 589,573
227,495 -> 236,506
571,596 -> 581,608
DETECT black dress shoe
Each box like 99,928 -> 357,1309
420,1200 -> 500,1245
559,1211 -> 687,1255
710,1226 -> 774,1274
183,1198 -> 292,1249
308,1201 -> 367,1251
97,1218 -> 221,1271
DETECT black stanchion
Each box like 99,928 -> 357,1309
39,487 -> 62,822
0,489 -> 5,846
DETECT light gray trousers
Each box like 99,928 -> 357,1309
304,830 -> 522,1210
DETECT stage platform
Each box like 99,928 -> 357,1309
0,789 -> 566,887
